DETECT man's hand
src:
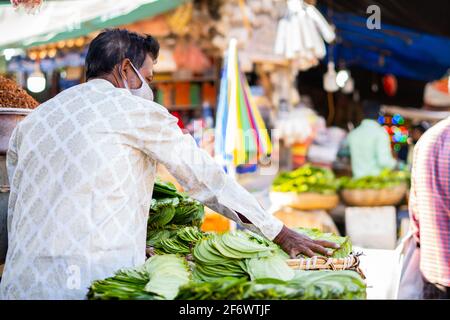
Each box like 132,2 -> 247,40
273,225 -> 340,258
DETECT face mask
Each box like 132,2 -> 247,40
122,62 -> 154,101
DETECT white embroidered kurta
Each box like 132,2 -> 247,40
0,79 -> 283,300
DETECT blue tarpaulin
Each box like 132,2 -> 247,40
323,10 -> 450,82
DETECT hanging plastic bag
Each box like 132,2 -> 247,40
396,232 -> 424,299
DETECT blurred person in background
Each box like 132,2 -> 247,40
407,122 -> 429,168
409,117 -> 449,299
347,101 -> 397,178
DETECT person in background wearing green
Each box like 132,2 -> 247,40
347,102 -> 397,178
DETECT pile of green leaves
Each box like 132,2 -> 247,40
294,228 -> 352,258
192,231 -> 293,282
272,164 -> 339,195
147,179 -> 205,255
339,169 -> 411,190
192,228 -> 353,282
176,270 -> 366,300
147,226 -> 205,255
87,254 -> 190,300
149,180 -> 204,228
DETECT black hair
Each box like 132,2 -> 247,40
362,100 -> 380,120
85,28 -> 160,80
412,123 -> 428,134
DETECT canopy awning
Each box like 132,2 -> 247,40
0,0 -> 187,50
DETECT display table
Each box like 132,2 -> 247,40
354,246 -> 402,299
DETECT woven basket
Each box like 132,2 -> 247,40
270,191 -> 339,211
286,254 -> 365,279
340,183 -> 407,207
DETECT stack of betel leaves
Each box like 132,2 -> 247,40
87,254 -> 190,300
147,179 -> 206,255
176,271 -> 366,300
191,228 -> 353,282
88,179 -> 366,300
272,164 -> 339,195
338,168 -> 410,190
87,228 -> 365,299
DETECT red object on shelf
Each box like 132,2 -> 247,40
170,111 -> 185,129
383,74 -> 398,97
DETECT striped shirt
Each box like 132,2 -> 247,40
409,116 -> 450,286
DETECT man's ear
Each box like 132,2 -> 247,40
119,58 -> 131,81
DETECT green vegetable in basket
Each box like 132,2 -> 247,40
272,164 -> 339,195
339,169 -> 410,190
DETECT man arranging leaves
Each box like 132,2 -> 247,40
0,29 -> 338,300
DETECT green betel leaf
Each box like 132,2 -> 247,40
245,255 -> 295,281
143,255 -> 191,300
294,228 -> 352,258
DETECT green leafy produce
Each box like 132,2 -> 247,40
144,255 -> 191,300
339,169 -> 411,190
87,254 -> 190,300
245,254 -> 295,281
192,231 -> 284,282
147,226 -> 204,255
175,270 -> 366,300
148,181 -> 205,230
147,179 -> 205,255
172,197 -> 205,227
294,228 -> 352,258
148,198 -> 179,228
291,270 -> 366,299
272,164 -> 339,195
152,179 -> 183,199
87,268 -> 157,300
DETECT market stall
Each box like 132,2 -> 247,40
0,0 -> 448,302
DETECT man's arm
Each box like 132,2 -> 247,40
114,100 -> 338,256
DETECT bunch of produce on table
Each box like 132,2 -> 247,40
192,231 -> 292,282
88,228 -> 364,300
147,226 -> 204,255
147,179 -> 205,255
87,254 -> 190,300
338,169 -> 411,190
272,164 -> 339,195
176,270 -> 366,300
149,179 -> 204,227
192,228 -> 352,282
